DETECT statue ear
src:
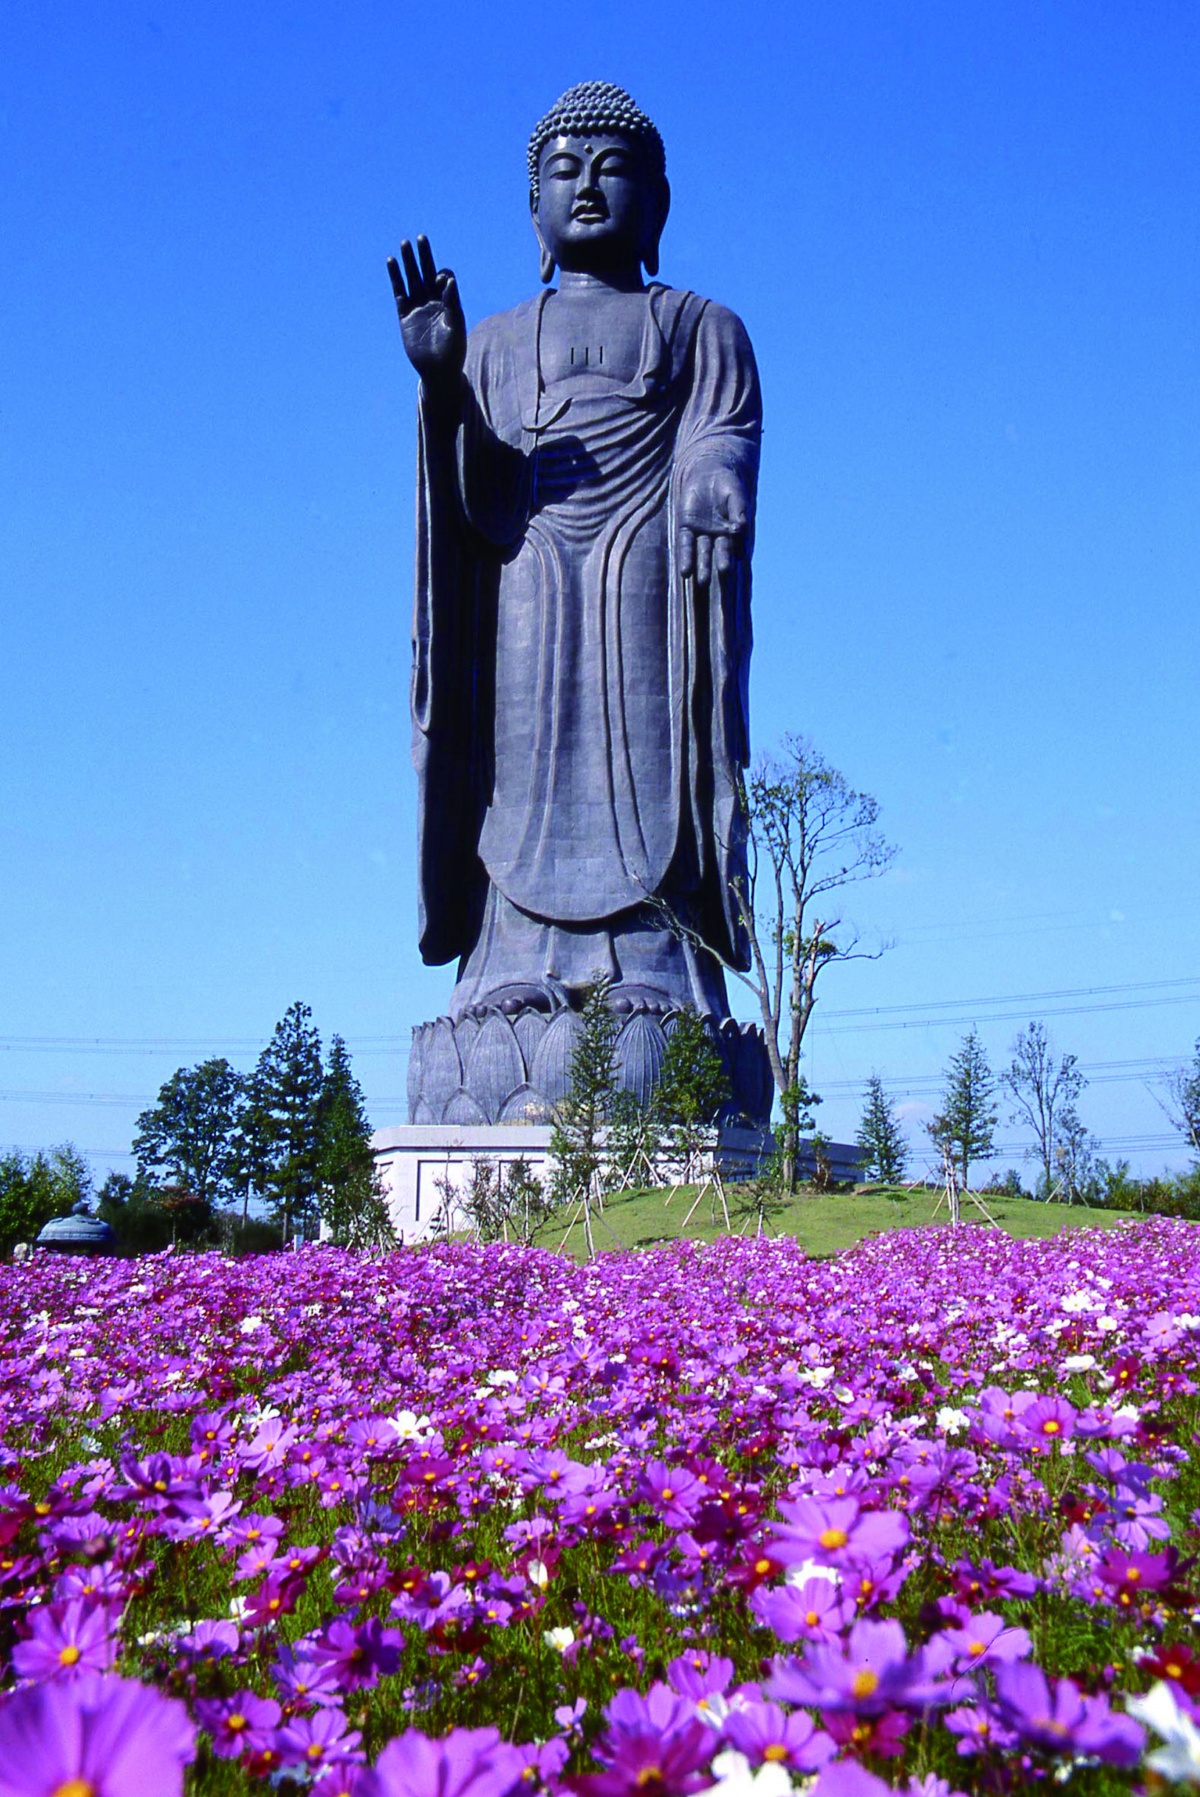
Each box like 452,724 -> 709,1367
641,176 -> 670,280
531,200 -> 556,285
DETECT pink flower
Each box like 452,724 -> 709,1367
372,1726 -> 528,1797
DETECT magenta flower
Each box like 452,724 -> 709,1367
372,1726 -> 528,1797
0,1673 -> 194,1796
767,1495 -> 909,1570
667,1651 -> 734,1704
768,1618 -> 949,1716
721,1698 -> 835,1770
194,1690 -> 281,1759
11,1598 -> 119,1681
989,1662 -> 1145,1764
571,1683 -> 714,1797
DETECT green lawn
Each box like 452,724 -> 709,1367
531,1181 -> 1141,1260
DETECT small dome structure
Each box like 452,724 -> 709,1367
36,1202 -> 115,1256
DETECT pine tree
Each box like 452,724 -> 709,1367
856,1073 -> 908,1184
548,984 -> 619,1231
930,1028 -> 998,1190
251,1002 -> 326,1243
317,1035 -> 393,1249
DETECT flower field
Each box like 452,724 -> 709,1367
1,1219 -> 1198,1796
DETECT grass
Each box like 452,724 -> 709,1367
532,1182 -> 1141,1260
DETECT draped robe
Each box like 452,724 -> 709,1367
411,283 -> 761,1007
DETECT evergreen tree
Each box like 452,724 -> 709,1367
548,983 -> 619,1224
929,1028 -> 998,1189
133,1058 -> 246,1209
317,1035 -> 393,1249
251,1002 -> 326,1242
856,1073 -> 908,1184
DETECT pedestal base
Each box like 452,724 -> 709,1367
406,1005 -> 773,1128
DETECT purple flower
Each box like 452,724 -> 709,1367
11,1598 -> 119,1681
751,1576 -> 854,1644
1019,1395 -> 1076,1445
372,1726 -> 528,1797
311,1616 -> 404,1692
272,1641 -> 345,1707
768,1618 -> 949,1716
570,1684 -> 715,1797
0,1673 -> 194,1796
930,1611 -> 1033,1676
767,1496 -> 909,1570
194,1690 -> 281,1759
720,1698 -> 835,1770
637,1461 -> 705,1527
278,1706 -> 365,1770
989,1662 -> 1145,1765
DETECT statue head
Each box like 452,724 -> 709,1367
527,82 -> 670,283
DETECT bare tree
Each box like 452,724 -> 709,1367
1001,1021 -> 1085,1197
658,736 -> 895,1189
1162,1039 -> 1200,1163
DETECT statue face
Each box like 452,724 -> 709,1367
534,133 -> 660,275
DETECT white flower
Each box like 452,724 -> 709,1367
1096,1315 -> 1120,1333
238,1316 -> 264,1335
1061,1290 -> 1100,1313
387,1410 -> 432,1442
1126,1681 -> 1200,1784
797,1366 -> 835,1389
1061,1355 -> 1097,1373
543,1627 -> 575,1652
936,1406 -> 969,1435
700,1749 -> 795,1797
488,1369 -> 518,1386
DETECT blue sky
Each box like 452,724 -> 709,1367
3,1 -> 1198,1184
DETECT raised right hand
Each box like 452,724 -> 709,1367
387,235 -> 466,385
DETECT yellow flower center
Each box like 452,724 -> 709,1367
661,1488 -> 674,1502
1042,1420 -> 1060,1436
58,1645 -> 82,1667
227,1714 -> 247,1732
819,1528 -> 848,1550
805,1611 -> 820,1626
635,1770 -> 661,1788
968,1642 -> 986,1657
763,1745 -> 789,1762
52,1783 -> 96,1797
851,1670 -> 880,1699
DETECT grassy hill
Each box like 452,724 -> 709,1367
531,1182 -> 1139,1261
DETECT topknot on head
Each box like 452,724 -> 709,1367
527,82 -> 666,204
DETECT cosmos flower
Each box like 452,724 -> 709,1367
0,1674 -> 194,1797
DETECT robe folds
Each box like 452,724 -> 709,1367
411,283 -> 761,984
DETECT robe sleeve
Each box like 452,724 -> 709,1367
410,318 -> 532,966
670,299 -> 762,972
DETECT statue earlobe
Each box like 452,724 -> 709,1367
532,202 -> 556,285
641,176 -> 670,281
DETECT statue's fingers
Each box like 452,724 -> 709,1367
417,235 -> 438,288
400,239 -> 424,298
696,532 -> 713,588
386,256 -> 408,306
678,527 -> 696,578
714,534 -> 734,577
438,272 -> 462,317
